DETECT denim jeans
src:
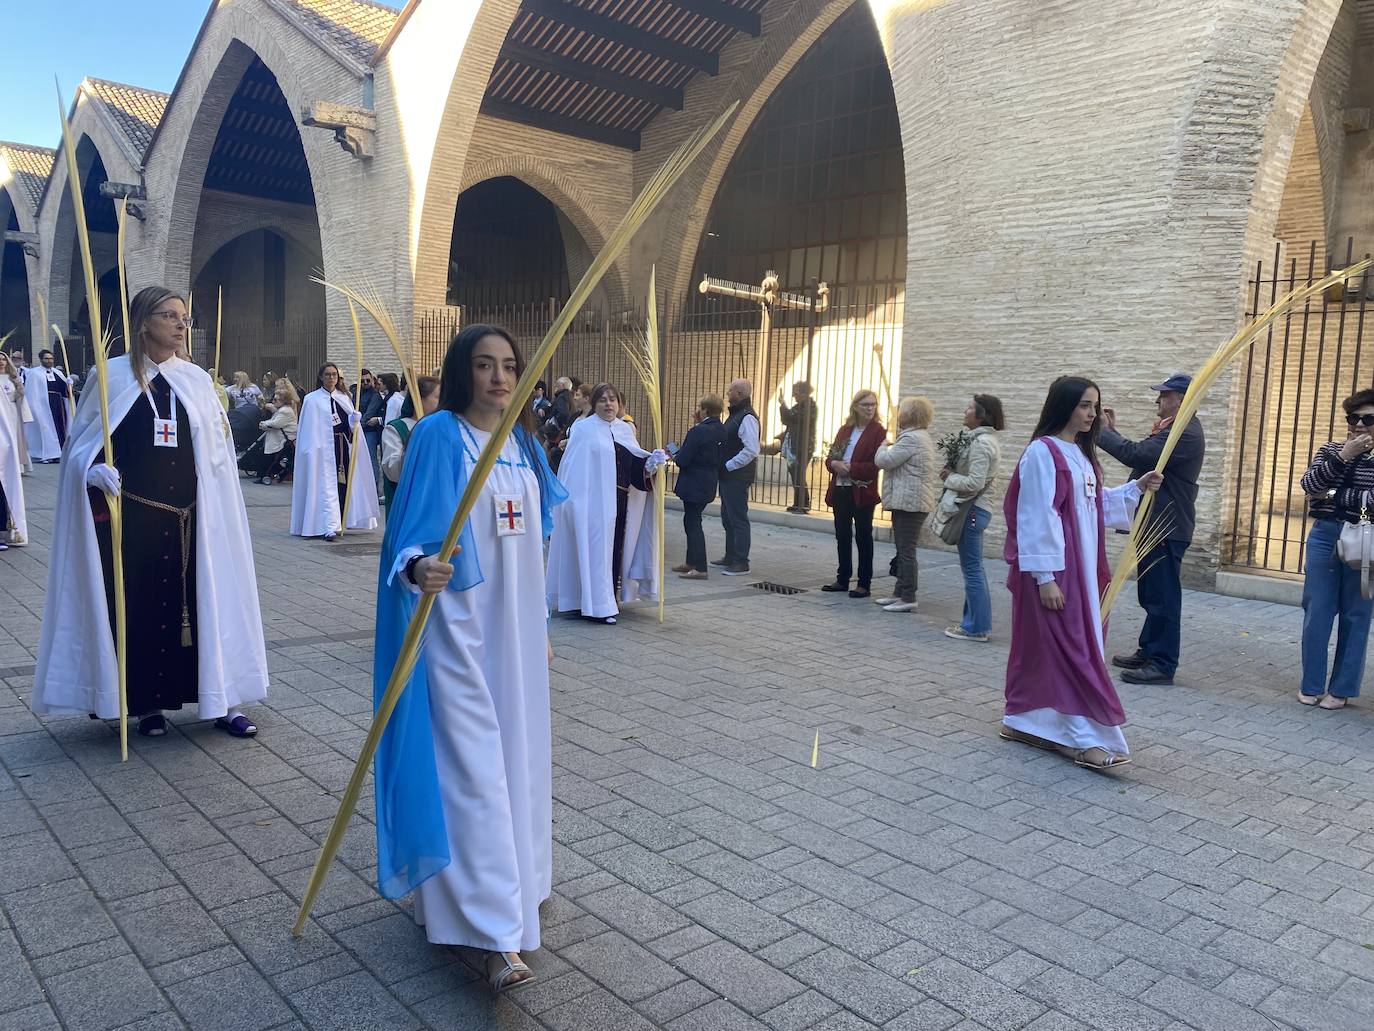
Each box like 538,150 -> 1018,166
958,505 -> 993,635
1301,518 -> 1373,698
718,478 -> 751,566
1136,539 -> 1189,676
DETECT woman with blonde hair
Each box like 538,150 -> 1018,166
33,285 -> 268,739
239,378 -> 301,484
821,389 -> 885,598
872,396 -> 936,612
0,351 -> 32,474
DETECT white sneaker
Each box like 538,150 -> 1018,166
883,601 -> 917,612
872,596 -> 899,606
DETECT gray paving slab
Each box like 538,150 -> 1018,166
3,462 -> 1374,1029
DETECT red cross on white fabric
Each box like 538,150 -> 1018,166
502,499 -> 521,530
158,423 -> 173,443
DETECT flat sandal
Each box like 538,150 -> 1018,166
1068,746 -> 1131,771
485,952 -> 534,994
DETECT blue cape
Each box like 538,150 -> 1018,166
372,414 -> 566,899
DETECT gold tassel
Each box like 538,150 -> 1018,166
181,615 -> 192,648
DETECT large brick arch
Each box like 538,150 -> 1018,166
456,158 -> 628,311
37,109 -> 141,340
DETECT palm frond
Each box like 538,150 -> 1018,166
309,274 -> 419,395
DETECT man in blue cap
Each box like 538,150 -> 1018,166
1100,374 -> 1206,686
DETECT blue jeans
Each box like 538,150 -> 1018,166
1301,519 -> 1373,698
958,506 -> 993,635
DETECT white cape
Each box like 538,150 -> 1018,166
290,388 -> 380,536
33,354 -> 269,719
546,415 -> 659,618
0,378 -> 26,543
2,376 -> 32,475
21,366 -> 60,461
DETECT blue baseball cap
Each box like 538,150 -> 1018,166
1149,374 -> 1191,394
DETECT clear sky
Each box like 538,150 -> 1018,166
0,1 -> 207,147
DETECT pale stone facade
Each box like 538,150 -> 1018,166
2,0 -> 1370,582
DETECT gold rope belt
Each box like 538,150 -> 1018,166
123,491 -> 196,647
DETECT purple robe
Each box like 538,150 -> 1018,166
1003,439 -> 1127,731
46,370 -> 71,447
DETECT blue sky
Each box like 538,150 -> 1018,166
0,1 -> 206,147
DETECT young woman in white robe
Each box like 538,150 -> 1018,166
32,287 -> 268,738
0,362 -> 26,548
1002,376 -> 1162,770
374,324 -> 567,993
546,384 -> 666,624
20,359 -> 61,462
290,363 -> 380,541
0,352 -> 32,478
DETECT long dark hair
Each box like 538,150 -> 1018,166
438,324 -> 535,438
399,375 -> 439,419
128,285 -> 185,388
1031,376 -> 1100,464
315,362 -> 341,392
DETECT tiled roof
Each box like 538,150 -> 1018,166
83,78 -> 170,160
0,142 -> 56,210
277,0 -> 401,64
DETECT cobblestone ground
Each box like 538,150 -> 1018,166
3,463 -> 1374,1031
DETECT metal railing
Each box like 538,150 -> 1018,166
1226,238 -> 1374,575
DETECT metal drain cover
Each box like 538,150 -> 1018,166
330,543 -> 381,556
748,581 -> 806,595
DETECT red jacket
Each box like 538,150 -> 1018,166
825,421 -> 885,508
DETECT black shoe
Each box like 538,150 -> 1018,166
848,588 -> 871,599
710,557 -> 732,567
820,582 -> 848,592
785,506 -> 803,514
1112,652 -> 1148,670
1121,663 -> 1174,686
721,564 -> 750,576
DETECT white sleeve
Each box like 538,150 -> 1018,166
725,414 -> 761,471
380,425 -> 405,483
1014,442 -> 1064,574
387,545 -> 425,594
1102,479 -> 1142,532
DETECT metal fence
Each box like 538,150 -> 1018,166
201,318 -> 330,385
1226,239 -> 1374,575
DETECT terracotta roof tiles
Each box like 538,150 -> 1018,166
0,142 -> 56,211
83,78 -> 170,160
277,0 -> 401,64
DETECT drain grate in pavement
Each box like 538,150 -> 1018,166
331,543 -> 381,556
748,581 -> 806,595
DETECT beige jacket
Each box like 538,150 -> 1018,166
875,427 -> 936,513
942,426 -> 1001,503
258,405 -> 298,455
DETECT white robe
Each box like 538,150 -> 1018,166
21,365 -> 61,461
1003,437 -> 1140,754
398,419 -> 552,951
1,376 -> 31,474
546,415 -> 659,619
385,391 -> 404,424
32,354 -> 269,719
289,388 -> 380,537
0,376 -> 27,544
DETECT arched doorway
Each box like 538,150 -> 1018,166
55,138 -> 122,368
188,54 -> 325,382
447,176 -> 573,315
1,199 -> 32,355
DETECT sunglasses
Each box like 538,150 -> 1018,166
1347,414 -> 1374,427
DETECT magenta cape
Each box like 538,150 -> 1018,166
1002,440 -> 1126,728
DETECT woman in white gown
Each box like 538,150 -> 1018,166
546,383 -> 666,624
373,324 -> 567,993
1002,376 -> 1161,770
289,362 -> 379,540
0,352 -> 32,475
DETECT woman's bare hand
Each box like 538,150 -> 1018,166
1136,470 -> 1163,493
1038,580 -> 1065,610
414,555 -> 454,594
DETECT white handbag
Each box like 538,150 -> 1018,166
1337,491 -> 1374,599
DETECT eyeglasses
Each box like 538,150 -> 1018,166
1347,413 -> 1374,427
150,310 -> 195,328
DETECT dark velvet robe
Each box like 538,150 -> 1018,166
46,369 -> 71,447
93,373 -> 199,715
611,442 -> 650,591
330,397 -> 352,487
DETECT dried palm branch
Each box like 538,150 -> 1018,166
309,275 -> 420,399
213,285 -> 223,377
292,100 -> 740,937
117,199 -> 131,355
619,266 -> 666,622
56,78 -> 128,760
1101,257 -> 1373,618
339,299 -> 367,536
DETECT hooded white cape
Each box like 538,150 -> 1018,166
546,414 -> 659,618
21,365 -> 60,461
290,388 -> 380,537
33,354 -> 268,719
0,377 -> 26,543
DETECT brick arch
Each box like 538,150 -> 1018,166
38,110 -> 141,338
457,159 -> 628,310
654,0 -> 880,303
1272,103 -> 1328,261
190,214 -> 323,286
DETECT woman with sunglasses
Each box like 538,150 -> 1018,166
32,286 -> 268,739
1297,388 -> 1374,709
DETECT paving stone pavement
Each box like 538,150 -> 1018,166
2,462 -> 1374,1031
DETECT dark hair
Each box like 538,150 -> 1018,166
400,375 -> 440,419
378,372 -> 400,395
361,368 -> 372,377
1343,389 -> 1374,414
38,349 -> 53,360
316,363 -> 341,391
1031,376 -> 1100,464
973,393 -> 1005,431
792,381 -> 812,398
569,376 -> 583,390
535,379 -> 548,393
588,383 -> 621,417
437,324 -> 535,437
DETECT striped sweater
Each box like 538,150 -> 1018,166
1301,442 -> 1374,523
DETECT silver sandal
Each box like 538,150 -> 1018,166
1068,746 -> 1131,771
485,952 -> 534,993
